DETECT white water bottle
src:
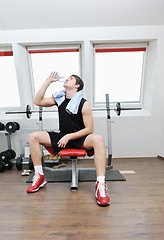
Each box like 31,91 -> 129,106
58,76 -> 66,83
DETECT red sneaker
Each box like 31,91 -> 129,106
27,172 -> 47,193
95,181 -> 110,206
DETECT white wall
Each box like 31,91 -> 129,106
0,25 -> 164,158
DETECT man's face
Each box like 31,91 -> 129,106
63,76 -> 78,90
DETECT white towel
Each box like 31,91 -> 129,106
52,90 -> 83,114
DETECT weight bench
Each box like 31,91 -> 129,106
44,148 -> 94,191
26,147 -> 125,189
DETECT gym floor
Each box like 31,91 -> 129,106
0,157 -> 164,240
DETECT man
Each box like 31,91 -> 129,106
27,72 -> 110,206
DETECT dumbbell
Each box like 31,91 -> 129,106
0,149 -> 16,171
0,150 -> 16,167
6,122 -> 20,133
0,149 -> 16,162
16,156 -> 34,170
0,122 -> 5,131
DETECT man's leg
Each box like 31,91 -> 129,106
29,131 -> 52,166
82,134 -> 110,206
27,131 -> 52,193
82,134 -> 106,176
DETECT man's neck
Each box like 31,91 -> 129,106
65,89 -> 77,99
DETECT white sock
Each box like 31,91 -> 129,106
34,165 -> 44,175
97,176 -> 105,183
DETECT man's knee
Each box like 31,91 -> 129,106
29,132 -> 40,143
93,134 -> 105,147
29,131 -> 51,147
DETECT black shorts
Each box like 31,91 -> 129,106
47,131 -> 87,155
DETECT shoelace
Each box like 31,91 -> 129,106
97,182 -> 108,197
31,172 -> 40,186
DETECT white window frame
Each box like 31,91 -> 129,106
93,42 -> 148,109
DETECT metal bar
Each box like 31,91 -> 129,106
92,107 -> 141,111
38,106 -> 45,167
71,158 -> 78,191
5,107 -> 142,115
105,94 -> 112,168
5,111 -> 27,114
120,108 -> 142,110
41,107 -> 142,112
5,133 -> 12,149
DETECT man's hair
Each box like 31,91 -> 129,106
71,74 -> 84,92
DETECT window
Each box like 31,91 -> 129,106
27,45 -> 81,98
94,43 -> 148,105
0,48 -> 20,108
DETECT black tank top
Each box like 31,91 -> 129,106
58,97 -> 86,134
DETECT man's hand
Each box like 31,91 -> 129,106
47,71 -> 60,83
57,134 -> 72,148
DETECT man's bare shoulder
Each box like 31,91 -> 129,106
82,100 -> 92,113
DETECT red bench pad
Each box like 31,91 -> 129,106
59,149 -> 87,157
45,147 -> 94,157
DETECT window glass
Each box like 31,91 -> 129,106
28,48 -> 80,98
94,47 -> 147,104
0,51 -> 20,107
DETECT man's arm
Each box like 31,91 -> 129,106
34,75 -> 59,107
57,101 -> 94,148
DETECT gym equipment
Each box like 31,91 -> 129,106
106,94 -> 112,166
0,161 -> 5,172
16,106 -> 44,171
16,156 -> 23,170
0,149 -> 15,172
0,149 -> 16,162
27,148 -> 125,189
48,148 -> 92,191
3,161 -> 13,170
16,156 -> 34,170
6,122 -> 20,133
5,102 -> 142,118
0,122 -> 5,131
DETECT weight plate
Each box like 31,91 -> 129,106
26,105 -> 32,119
7,149 -> 16,159
5,160 -> 13,170
0,122 -> 5,131
29,156 -> 34,170
5,150 -> 13,161
14,122 -> 20,131
6,122 -> 17,133
116,102 -> 121,116
16,157 -> 23,170
0,151 -> 9,162
0,161 -> 5,172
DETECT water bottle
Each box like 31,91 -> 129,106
58,76 -> 66,83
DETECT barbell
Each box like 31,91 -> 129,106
5,103 -> 142,118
